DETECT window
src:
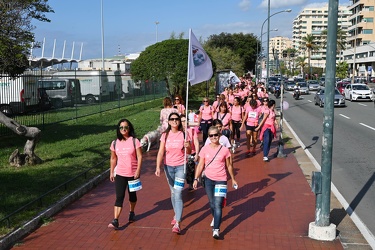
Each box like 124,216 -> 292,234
38,81 -> 66,90
363,29 -> 373,34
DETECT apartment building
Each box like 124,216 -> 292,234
343,0 -> 375,78
292,4 -> 351,69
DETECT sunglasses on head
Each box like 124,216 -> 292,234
208,133 -> 219,138
119,125 -> 129,131
169,117 -> 180,121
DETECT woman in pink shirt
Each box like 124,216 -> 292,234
230,97 -> 243,147
241,99 -> 261,155
108,119 -> 143,229
214,102 -> 232,139
160,97 -> 179,132
155,113 -> 192,234
257,100 -> 278,162
173,94 -> 185,115
227,88 -> 235,106
193,126 -> 238,239
198,97 -> 214,143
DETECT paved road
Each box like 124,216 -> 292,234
279,90 -> 375,245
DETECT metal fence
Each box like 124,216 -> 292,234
0,70 -> 167,136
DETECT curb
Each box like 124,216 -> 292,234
281,118 -> 373,249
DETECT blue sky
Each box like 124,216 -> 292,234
31,0 -> 348,60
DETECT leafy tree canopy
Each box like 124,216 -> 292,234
205,32 -> 258,74
131,39 -> 194,97
0,0 -> 54,76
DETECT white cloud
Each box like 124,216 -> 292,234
260,0 -> 308,9
238,0 -> 251,11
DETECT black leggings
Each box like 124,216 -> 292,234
200,120 -> 212,143
114,175 -> 137,207
232,121 -> 241,140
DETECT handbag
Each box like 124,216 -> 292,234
201,146 -> 222,187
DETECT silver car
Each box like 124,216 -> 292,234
297,82 -> 309,95
314,87 -> 346,107
307,80 -> 320,91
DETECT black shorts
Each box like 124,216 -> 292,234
246,125 -> 257,132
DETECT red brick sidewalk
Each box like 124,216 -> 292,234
13,139 -> 343,249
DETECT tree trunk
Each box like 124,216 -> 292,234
0,112 -> 42,167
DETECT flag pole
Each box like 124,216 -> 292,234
184,29 -> 193,175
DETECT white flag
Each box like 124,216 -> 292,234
188,29 -> 213,85
229,71 -> 241,85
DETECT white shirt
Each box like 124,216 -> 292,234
204,135 -> 231,148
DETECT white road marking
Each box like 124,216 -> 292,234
358,103 -> 367,107
359,123 -> 375,131
308,100 -> 312,103
339,114 -> 351,119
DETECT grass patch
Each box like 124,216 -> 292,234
0,99 -> 163,237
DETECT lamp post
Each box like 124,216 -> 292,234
155,21 -> 160,43
256,29 -> 278,80
260,8 -> 292,86
351,17 -> 357,84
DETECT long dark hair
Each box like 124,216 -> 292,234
164,112 -> 183,134
116,118 -> 136,140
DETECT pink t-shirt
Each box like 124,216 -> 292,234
187,127 -> 198,154
160,107 -> 179,131
245,106 -> 261,126
199,145 -> 231,181
227,94 -> 235,105
231,105 -> 243,122
215,112 -> 231,129
160,131 -> 190,166
199,105 -> 213,121
176,104 -> 185,115
110,137 -> 141,177
263,108 -> 276,125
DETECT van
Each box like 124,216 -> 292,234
52,70 -> 110,104
38,78 -> 82,108
0,74 -> 50,116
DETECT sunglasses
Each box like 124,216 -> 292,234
119,126 -> 129,131
263,100 -> 269,102
175,98 -> 180,100
208,133 -> 219,138
169,118 -> 180,121
203,100 -> 208,102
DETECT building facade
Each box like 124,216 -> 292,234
292,4 -> 351,70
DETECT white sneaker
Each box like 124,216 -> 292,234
212,229 -> 220,239
263,156 -> 269,162
210,218 -> 214,227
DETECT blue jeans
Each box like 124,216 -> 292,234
204,177 -> 227,230
263,128 -> 273,157
164,165 -> 185,222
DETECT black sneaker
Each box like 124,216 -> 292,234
108,219 -> 119,229
128,212 -> 135,223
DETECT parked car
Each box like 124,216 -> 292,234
336,81 -> 350,95
314,87 -> 346,107
307,80 -> 320,91
344,83 -> 374,101
297,82 -> 309,95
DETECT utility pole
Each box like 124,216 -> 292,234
308,0 -> 338,241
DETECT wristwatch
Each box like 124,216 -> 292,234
194,178 -> 199,181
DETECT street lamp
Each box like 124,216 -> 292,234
264,7 -> 292,87
256,29 -> 278,80
155,21 -> 160,43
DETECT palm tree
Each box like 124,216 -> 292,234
321,28 -> 347,61
295,56 -> 308,77
301,34 -> 318,79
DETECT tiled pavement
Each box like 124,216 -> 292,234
12,135 -> 344,249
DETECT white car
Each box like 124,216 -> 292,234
344,84 -> 374,101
